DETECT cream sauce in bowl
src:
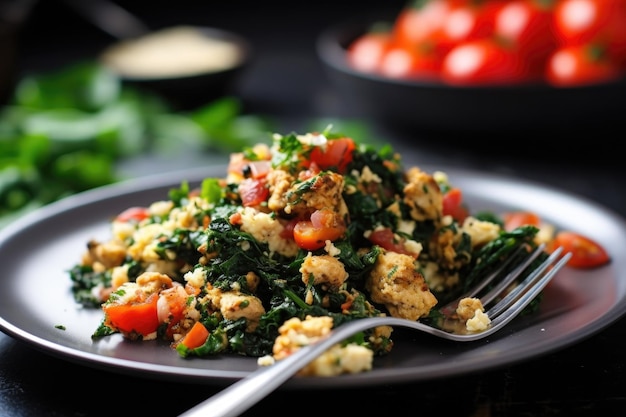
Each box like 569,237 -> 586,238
100,25 -> 247,80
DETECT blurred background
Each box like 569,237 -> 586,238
0,0 -> 403,227
1,0 -> 624,227
4,0 -> 404,116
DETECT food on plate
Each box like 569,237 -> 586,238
346,0 -> 626,86
68,129 -> 609,376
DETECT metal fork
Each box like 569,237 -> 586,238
179,245 -> 571,417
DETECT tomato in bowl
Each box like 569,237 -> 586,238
315,1 -> 626,133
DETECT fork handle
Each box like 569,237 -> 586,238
178,317 -> 388,417
178,355 -> 299,417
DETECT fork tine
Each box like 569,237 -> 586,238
439,243 -> 544,316
487,247 -> 571,324
462,244 -> 530,299
478,243 -> 546,307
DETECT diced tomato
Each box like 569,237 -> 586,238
157,286 -> 188,337
550,231 -> 610,268
367,227 -> 418,258
308,137 -> 356,173
442,187 -> 469,223
280,218 -> 298,239
502,211 -> 542,231
115,207 -> 150,223
293,209 -> 346,251
238,178 -> 269,207
180,321 -> 210,350
104,293 -> 160,336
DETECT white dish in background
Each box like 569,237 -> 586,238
0,165 -> 625,387
100,25 -> 247,80
99,25 -> 250,109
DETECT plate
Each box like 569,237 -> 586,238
1,164 -> 625,388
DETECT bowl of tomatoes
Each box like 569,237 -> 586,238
316,0 -> 626,133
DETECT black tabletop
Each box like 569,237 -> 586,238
2,1 -> 626,416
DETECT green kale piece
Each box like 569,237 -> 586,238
68,264 -> 110,307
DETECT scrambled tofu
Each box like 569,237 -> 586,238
457,297 -> 491,332
366,251 -> 438,321
269,316 -> 374,376
73,131 -> 542,377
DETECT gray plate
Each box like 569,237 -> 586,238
1,165 -> 625,388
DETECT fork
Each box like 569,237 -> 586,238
179,245 -> 571,417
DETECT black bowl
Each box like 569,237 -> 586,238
316,19 -> 626,134
99,26 -> 250,110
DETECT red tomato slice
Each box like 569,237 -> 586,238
238,178 -> 269,207
550,231 -> 610,268
308,137 -> 356,173
367,227 -> 418,258
104,293 -> 160,336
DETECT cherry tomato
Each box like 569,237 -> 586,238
441,38 -> 529,85
238,178 -> 269,207
347,31 -> 393,73
308,137 -> 356,173
293,209 -> 346,251
378,44 -> 442,80
545,43 -> 620,86
494,0 -> 558,78
104,293 -> 160,336
442,187 -> 469,223
550,231 -> 610,268
392,0 -> 456,48
502,211 -> 542,231
554,0 -> 626,63
437,0 -> 503,54
115,206 -> 150,223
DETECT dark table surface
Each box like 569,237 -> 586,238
2,1 -> 626,416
